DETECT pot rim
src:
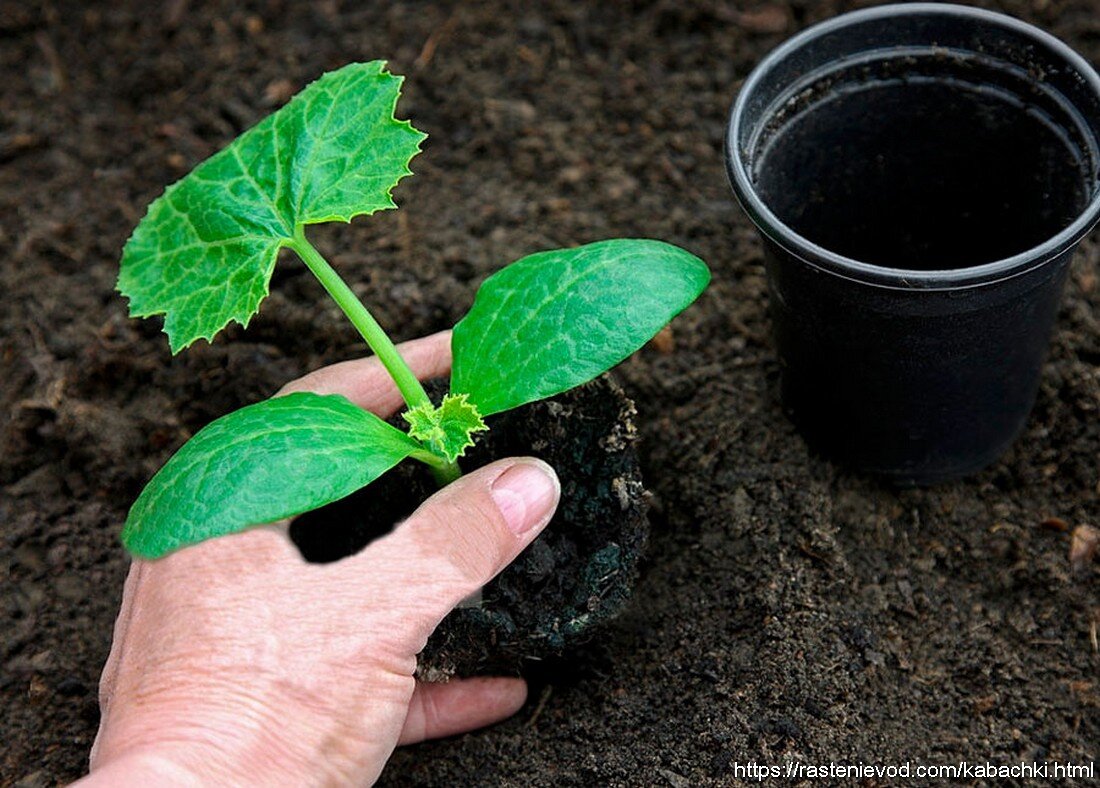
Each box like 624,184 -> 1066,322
726,2 -> 1100,290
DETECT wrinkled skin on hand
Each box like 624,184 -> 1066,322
77,331 -> 561,787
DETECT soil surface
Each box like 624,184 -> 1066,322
2,1 -> 1097,785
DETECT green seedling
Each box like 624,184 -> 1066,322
118,62 -> 710,559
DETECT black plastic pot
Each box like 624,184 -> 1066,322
726,3 -> 1100,484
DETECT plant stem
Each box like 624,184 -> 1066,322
410,449 -> 463,483
290,228 -> 432,411
430,460 -> 463,484
289,227 -> 462,484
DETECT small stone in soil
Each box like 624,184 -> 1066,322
1068,524 -> 1098,573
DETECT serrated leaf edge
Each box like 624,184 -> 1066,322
401,392 -> 488,463
116,61 -> 427,354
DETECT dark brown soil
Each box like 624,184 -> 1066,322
1,1 -> 1097,785
291,375 -> 649,680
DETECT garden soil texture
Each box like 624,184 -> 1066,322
2,1 -> 1098,785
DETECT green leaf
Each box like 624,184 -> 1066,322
402,393 -> 488,463
117,61 -> 426,353
122,392 -> 424,559
451,239 -> 709,415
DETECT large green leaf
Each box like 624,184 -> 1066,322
117,61 -> 426,352
450,239 -> 710,416
122,392 -> 423,558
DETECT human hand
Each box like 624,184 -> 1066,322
77,330 -> 560,786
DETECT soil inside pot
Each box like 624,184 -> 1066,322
289,375 -> 649,679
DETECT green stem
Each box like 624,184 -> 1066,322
289,227 -> 462,485
409,449 -> 462,481
290,227 -> 432,411
431,460 -> 463,485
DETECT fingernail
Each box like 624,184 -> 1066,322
490,460 -> 560,536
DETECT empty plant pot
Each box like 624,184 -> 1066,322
726,3 -> 1100,484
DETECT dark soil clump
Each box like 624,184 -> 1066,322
291,375 -> 649,679
1,1 -> 1097,785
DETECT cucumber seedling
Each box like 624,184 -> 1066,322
118,62 -> 710,559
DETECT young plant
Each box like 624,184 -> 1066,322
118,62 -> 710,559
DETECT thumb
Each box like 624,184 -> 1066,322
351,457 -> 560,656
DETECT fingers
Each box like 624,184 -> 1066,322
398,678 -> 528,745
92,561 -> 147,767
343,457 -> 560,655
277,330 -> 452,417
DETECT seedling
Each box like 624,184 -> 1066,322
118,62 -> 709,559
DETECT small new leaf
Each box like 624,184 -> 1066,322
117,61 -> 426,352
402,394 -> 488,463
